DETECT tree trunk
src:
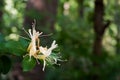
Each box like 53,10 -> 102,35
77,0 -> 84,18
92,0 -> 110,79
93,0 -> 104,56
93,0 -> 111,57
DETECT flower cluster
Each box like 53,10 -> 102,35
25,23 -> 60,71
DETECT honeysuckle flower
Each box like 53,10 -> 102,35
37,40 -> 58,71
40,40 -> 57,56
23,21 -> 63,71
27,26 -> 42,60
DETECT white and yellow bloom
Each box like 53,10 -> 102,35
23,21 -> 62,71
27,26 -> 42,60
37,40 -> 58,71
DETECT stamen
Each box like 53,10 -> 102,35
22,27 -> 31,37
23,54 -> 29,58
36,58 -> 40,64
42,60 -> 46,71
39,33 -> 53,37
19,35 -> 30,41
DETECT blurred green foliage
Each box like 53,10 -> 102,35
0,34 -> 29,74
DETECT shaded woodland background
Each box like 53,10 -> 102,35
0,0 -> 120,80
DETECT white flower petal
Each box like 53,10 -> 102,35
28,29 -> 32,38
39,41 -> 58,57
40,47 -> 47,55
39,32 -> 43,35
46,49 -> 52,56
51,40 -> 58,49
42,60 -> 46,71
33,28 -> 36,36
52,40 -> 56,46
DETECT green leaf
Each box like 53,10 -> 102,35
22,56 -> 36,71
5,38 -> 29,56
0,55 -> 11,74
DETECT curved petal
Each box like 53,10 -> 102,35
28,29 -> 32,38
42,60 -> 46,71
39,46 -> 47,55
